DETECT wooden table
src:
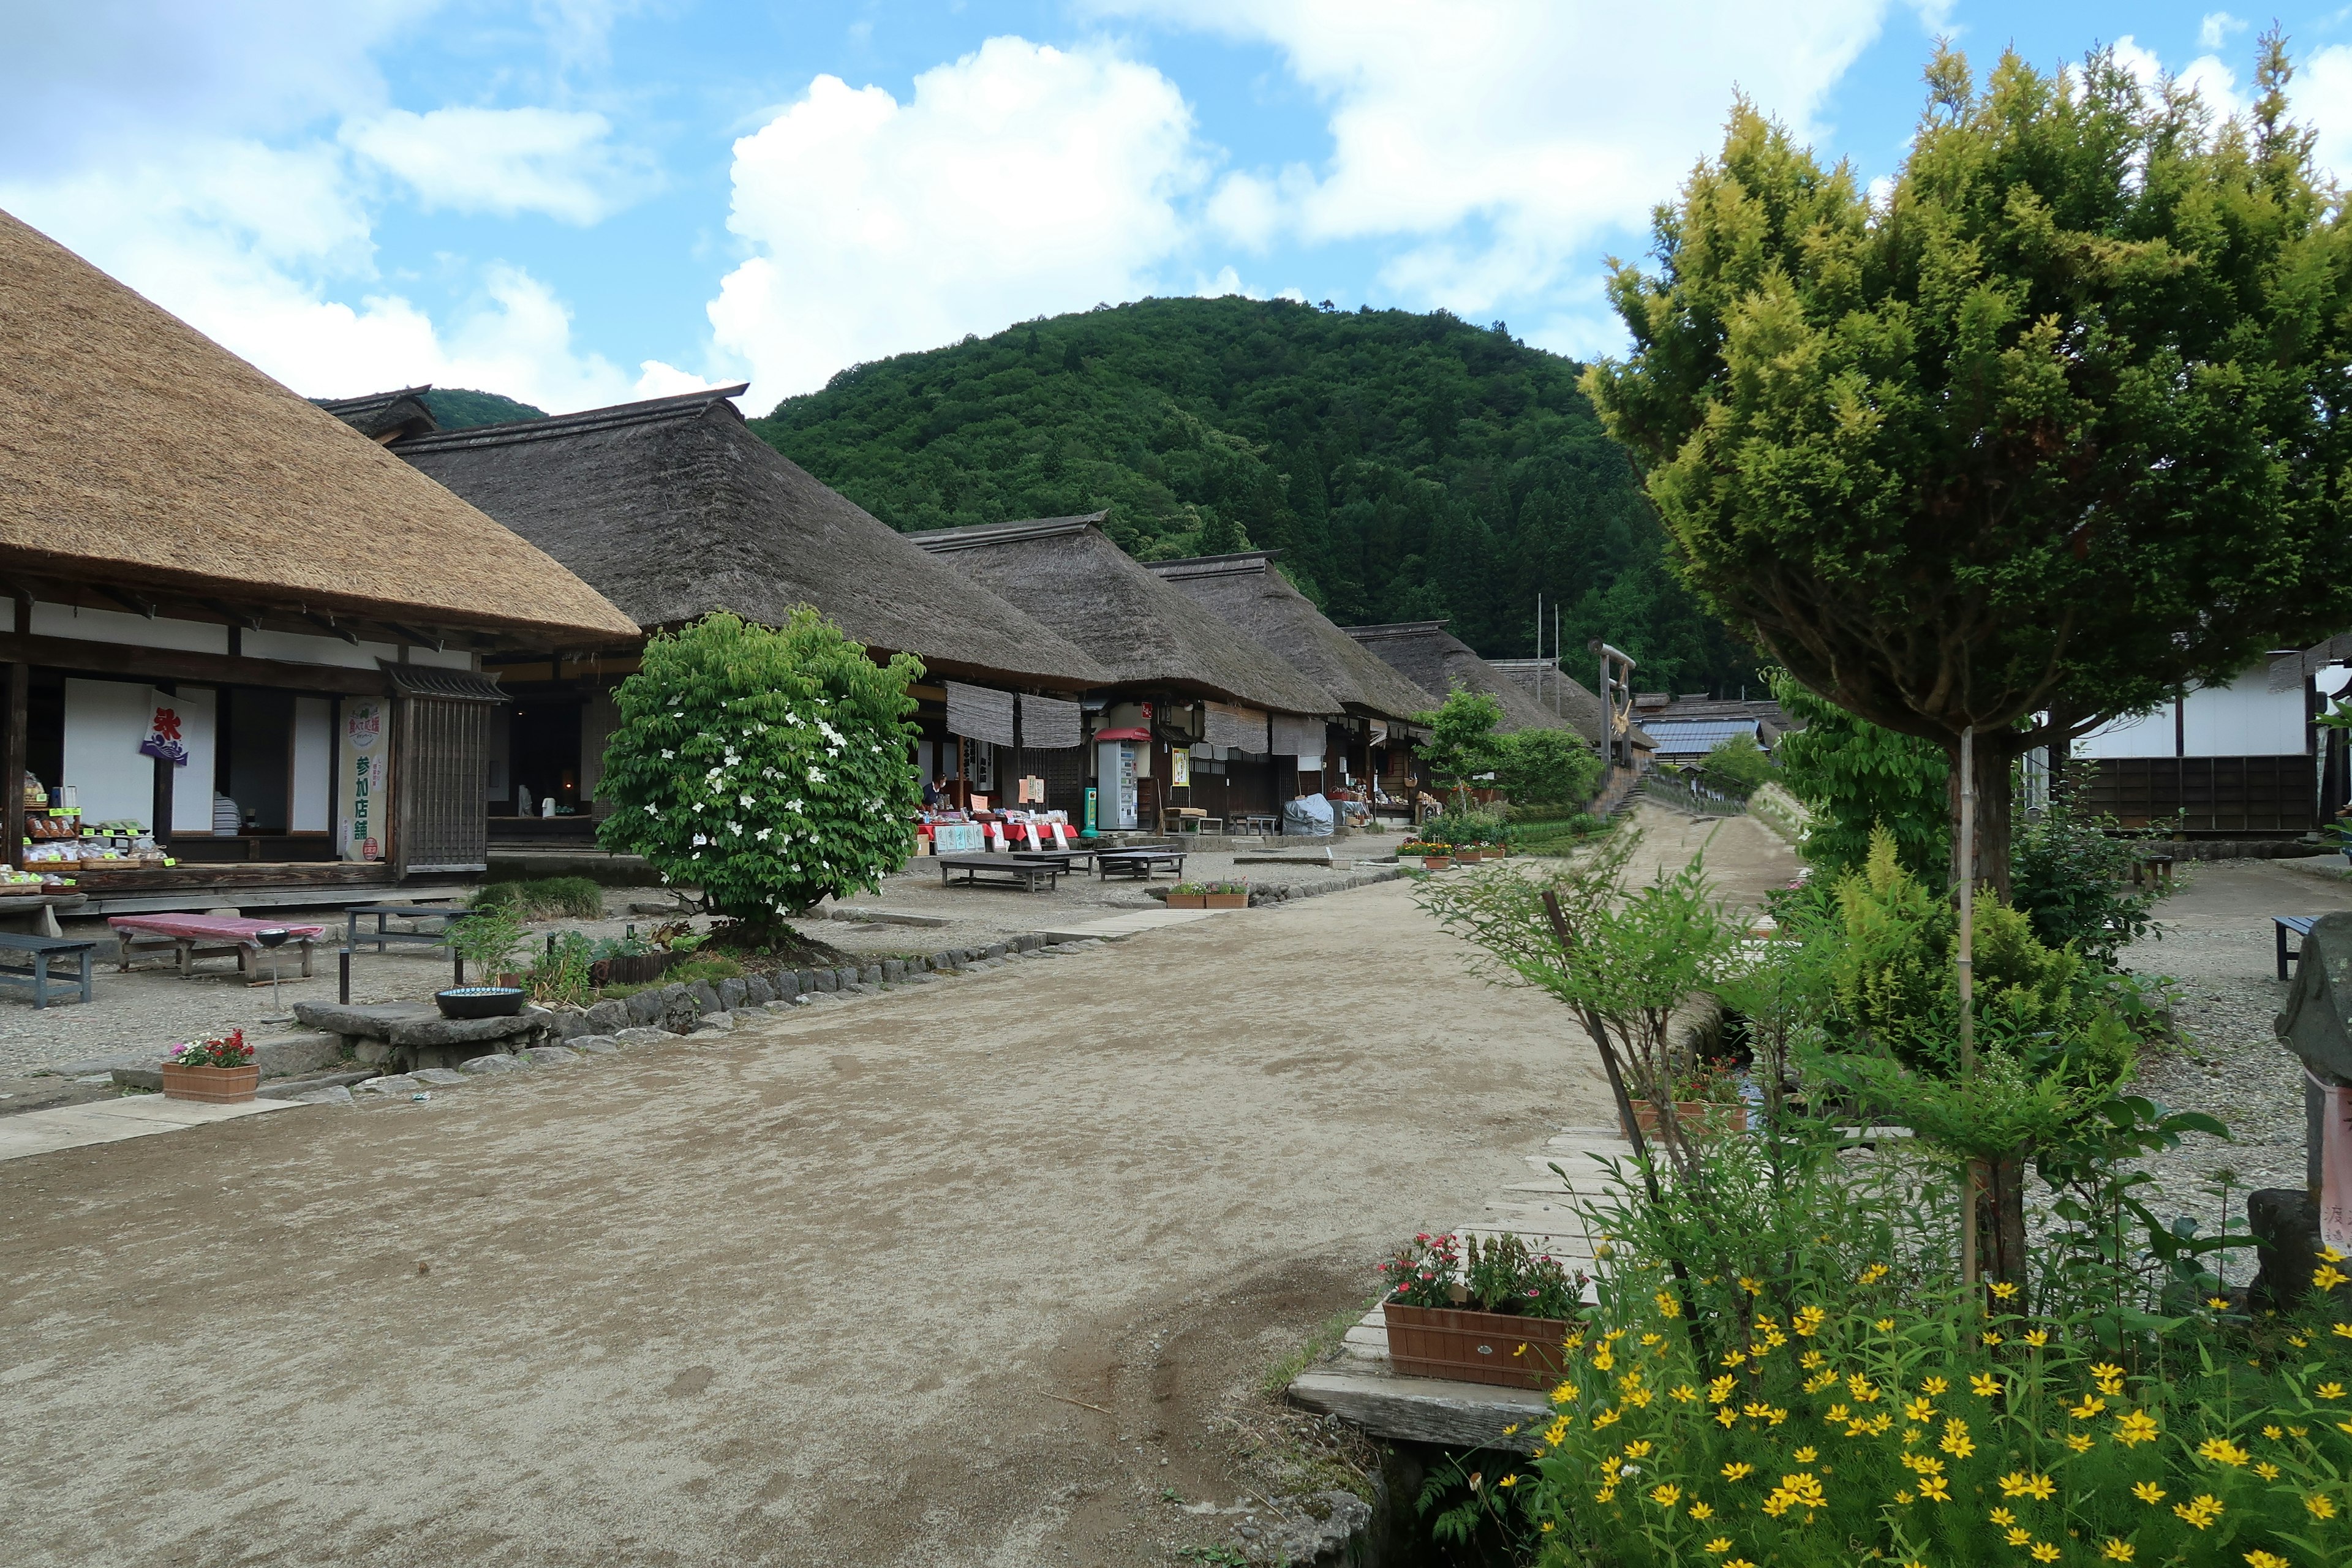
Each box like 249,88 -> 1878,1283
109,914 -> 325,982
937,856 -> 1061,892
0,933 -> 96,1008
1012,848 -> 1100,872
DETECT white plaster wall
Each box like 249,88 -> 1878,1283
31,602 -> 229,655
243,628 -> 399,670
62,677 -> 157,825
291,696 -> 332,831
169,688 -> 217,835
407,646 -> 475,669
2074,663 -> 2309,760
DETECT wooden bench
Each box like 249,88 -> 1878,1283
347,902 -> 477,954
110,914 -> 325,983
2278,915 -> 2320,982
1097,846 -> 1188,880
0,933 -> 96,1008
937,856 -> 1061,893
1012,848 -> 1100,872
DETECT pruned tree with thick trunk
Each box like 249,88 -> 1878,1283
1584,37 -> 2352,898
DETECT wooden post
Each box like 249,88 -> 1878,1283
1959,723 -> 1979,1287
3,662 -> 26,870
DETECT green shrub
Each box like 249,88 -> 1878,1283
1770,671 -> 1949,883
2011,799 -> 2166,968
473,876 -> 605,921
1501,726 -> 1606,807
1700,730 -> 1776,792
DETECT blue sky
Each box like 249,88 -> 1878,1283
7,2 -> 2349,415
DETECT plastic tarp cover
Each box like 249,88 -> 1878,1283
1283,792 -> 1336,836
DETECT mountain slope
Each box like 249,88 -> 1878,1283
421,388 -> 546,430
748,296 -> 1751,692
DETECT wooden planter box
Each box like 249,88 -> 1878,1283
1422,856 -> 1453,870
1456,850 -> 1485,864
589,949 -> 674,988
160,1061 -> 260,1104
1203,892 -> 1247,909
1627,1099 -> 1751,1137
1168,893 -> 1205,908
1385,1302 -> 1570,1389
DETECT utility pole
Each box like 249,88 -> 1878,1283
1959,723 -> 1980,1286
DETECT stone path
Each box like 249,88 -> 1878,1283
0,1091 -> 295,1161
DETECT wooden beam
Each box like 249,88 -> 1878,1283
4,662 -> 26,870
0,631 -> 391,696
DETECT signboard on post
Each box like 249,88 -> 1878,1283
338,699 -> 386,861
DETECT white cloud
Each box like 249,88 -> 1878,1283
707,37 -> 1203,406
1091,0 -> 1891,322
343,107 -> 655,224
2304,46 -> 2352,184
2198,12 -> 2247,53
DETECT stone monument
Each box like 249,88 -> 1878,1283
2258,911 -> 2352,1310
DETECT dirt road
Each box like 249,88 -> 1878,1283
1,807 -> 1792,1567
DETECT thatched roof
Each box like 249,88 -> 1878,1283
1145,553 -> 1436,724
313,386 -> 437,444
0,209 -> 638,646
1344,621 -> 1577,736
911,516 -> 1337,716
1485,658 -> 1617,747
393,392 -> 1109,690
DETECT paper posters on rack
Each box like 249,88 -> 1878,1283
339,699 -> 387,861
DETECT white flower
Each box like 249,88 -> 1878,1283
755,827 -> 772,842
692,832 -> 707,847
807,768 -> 826,783
739,793 -> 755,808
785,798 -> 803,812
692,802 -> 704,813
660,748 -> 675,760
644,804 -> 658,816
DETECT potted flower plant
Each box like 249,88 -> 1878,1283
440,902 -> 527,1019
1626,1054 -> 1751,1137
1401,840 -> 1453,870
1381,1232 -> 1585,1388
1167,881 -> 1210,910
160,1028 -> 258,1103
1201,880 -> 1248,909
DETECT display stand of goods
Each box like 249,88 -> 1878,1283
160,1030 -> 260,1103
1166,881 -> 1248,910
1379,1232 -> 1583,1389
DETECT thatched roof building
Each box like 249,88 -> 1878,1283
1344,621 -> 1576,736
1144,553 -> 1434,725
312,386 -> 437,445
910,516 -> 1337,717
1488,658 -> 1645,752
391,391 -> 1108,690
0,209 -> 637,649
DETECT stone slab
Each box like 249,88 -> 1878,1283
412,1068 -> 469,1087
0,1095 -> 297,1163
523,1045 -> 582,1066
613,1027 -> 674,1044
255,1071 -> 379,1100
293,1001 -> 552,1048
458,1054 -> 528,1075
825,907 -> 951,927
1286,1370 -> 1548,1453
355,1075 -> 423,1095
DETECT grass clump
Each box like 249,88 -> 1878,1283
473,876 -> 605,921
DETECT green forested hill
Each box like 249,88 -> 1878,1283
421,388 -> 546,429
748,296 -> 1754,692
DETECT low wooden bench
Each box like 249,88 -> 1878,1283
347,902 -> 477,954
0,933 -> 96,1008
2278,914 -> 2319,982
110,914 -> 325,984
1096,846 -> 1188,880
1011,848 -> 1100,873
937,856 -> 1061,893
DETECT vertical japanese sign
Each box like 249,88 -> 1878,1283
140,694 -> 189,766
339,700 -> 386,861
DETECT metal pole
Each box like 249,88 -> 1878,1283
339,946 -> 352,1006
1959,723 -> 1979,1286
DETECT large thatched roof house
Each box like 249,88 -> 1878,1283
1346,622 -> 1592,740
1144,554 -> 1434,725
0,207 -> 637,893
390,390 -> 1106,691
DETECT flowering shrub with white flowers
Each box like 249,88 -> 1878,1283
595,611 -> 923,925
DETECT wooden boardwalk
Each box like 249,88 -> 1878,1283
1287,1123 -> 1636,1453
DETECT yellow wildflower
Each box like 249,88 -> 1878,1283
1847,1373 -> 1880,1403
1623,1441 -> 1653,1460
2068,1396 -> 2106,1420
2314,1264 -> 2348,1291
2030,1544 -> 2060,1563
1706,1374 -> 1736,1405
2318,1381 -> 2346,1400
1875,1317 -> 1896,1332
1793,1446 -> 1818,1463
1970,1373 -> 2002,1398
1922,1376 -> 1949,1396
1702,1542 -> 1732,1558
2089,1362 -> 2125,1395
2132,1482 -> 2165,1504
2290,1333 -> 2310,1348
2290,1425 -> 2309,1438
1860,1262 -> 1890,1284
1717,1349 -> 1744,1368
2024,1329 -> 2051,1348
2244,1554 -> 2289,1568
1984,1332 -> 2004,1346
1738,1276 -> 1761,1295
2333,1323 -> 2352,1340
1803,1369 -> 1839,1393
1688,1500 -> 1713,1521
1714,1407 -> 1736,1428
2196,1438 -> 2251,1468
1639,1332 -> 1663,1348
1826,1403 -> 1850,1422
1654,1291 -> 1681,1318
1793,1305 -> 1826,1336
1902,1426 -> 1924,1446
2003,1527 -> 2033,1547
2100,1544 -> 2135,1563
1670,1383 -> 1698,1404
1592,1408 -> 1620,1430
1550,1381 -> 1577,1405
2306,1494 -> 2339,1520
2263,1425 -> 2283,1441
1596,1482 -> 1618,1503
1917,1475 -> 1952,1502
2173,1494 -> 2224,1530
1721,1462 -> 1754,1482
1800,1350 -> 1826,1370
1905,1398 -> 1937,1423
1941,1418 -> 1977,1460
1498,1475 -> 1518,1489
1649,1484 -> 1680,1508
2064,1433 -> 2094,1453
1989,1508 -> 2018,1526
1894,1489 -> 1915,1505
2255,1462 -> 2281,1480
2208,1296 -> 2232,1310
1989,1281 -> 2019,1300
1591,1346 -> 1615,1372
2114,1409 -> 2160,1446
2000,1471 -> 2057,1501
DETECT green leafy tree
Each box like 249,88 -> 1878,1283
1496,725 -> 1605,807
595,611 -> 923,925
1583,37 -> 2352,895
1768,672 -> 1949,881
1697,730 -> 1774,791
1418,687 -> 1509,804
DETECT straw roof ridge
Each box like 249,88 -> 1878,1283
312,386 -> 439,443
910,519 -> 1338,716
1341,620 -> 1574,737
393,391 -> 1112,690
0,209 -> 637,643
1481,657 -> 1614,746
1142,552 -> 1438,724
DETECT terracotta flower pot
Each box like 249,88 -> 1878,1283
1627,1099 -> 1750,1137
1203,892 -> 1248,909
160,1061 -> 260,1104
1384,1302 -> 1570,1389
1167,893 -> 1207,909
1422,856 -> 1453,870
1457,849 -> 1484,864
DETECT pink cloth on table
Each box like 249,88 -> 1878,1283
108,915 -> 326,942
